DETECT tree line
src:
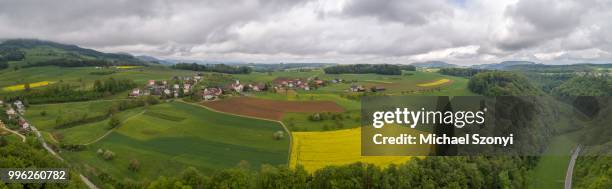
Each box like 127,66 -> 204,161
0,137 -> 86,188
3,78 -> 137,104
323,64 -> 415,75
83,156 -> 534,189
468,71 -> 542,96
438,67 -> 485,77
0,48 -> 26,70
173,63 -> 252,74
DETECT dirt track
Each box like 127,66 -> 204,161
202,97 -> 344,120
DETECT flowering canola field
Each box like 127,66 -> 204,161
115,66 -> 143,69
290,127 -> 415,172
3,81 -> 53,91
417,79 -> 452,87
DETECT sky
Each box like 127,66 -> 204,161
0,0 -> 611,65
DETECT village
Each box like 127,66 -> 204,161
127,73 -> 380,101
1,100 -> 31,133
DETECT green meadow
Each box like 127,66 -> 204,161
61,101 -> 289,180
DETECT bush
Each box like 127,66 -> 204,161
273,131 -> 285,140
108,115 -> 120,129
102,150 -> 115,160
128,159 -> 140,172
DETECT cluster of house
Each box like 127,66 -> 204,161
348,85 -> 386,92
129,75 -> 203,98
3,100 -> 30,130
202,80 -> 267,101
272,77 -> 325,92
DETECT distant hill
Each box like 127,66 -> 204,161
0,39 -> 150,68
136,55 -> 173,65
471,61 -> 537,70
410,61 -> 458,68
504,63 -> 612,73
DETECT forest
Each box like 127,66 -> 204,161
468,71 -> 542,96
3,78 -> 136,104
173,63 -> 252,74
438,67 -> 485,77
323,64 -> 415,75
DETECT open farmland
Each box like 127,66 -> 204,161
290,128 -> 429,172
24,100 -> 124,130
0,66 -> 197,94
202,97 -> 344,120
2,81 -> 54,91
416,78 -> 452,87
61,101 -> 289,180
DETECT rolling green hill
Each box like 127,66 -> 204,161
0,39 -> 151,69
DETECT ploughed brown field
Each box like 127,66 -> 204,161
202,97 -> 344,120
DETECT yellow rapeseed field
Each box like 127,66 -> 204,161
290,128 -> 417,172
3,81 -> 53,91
417,79 -> 452,87
115,66 -> 143,69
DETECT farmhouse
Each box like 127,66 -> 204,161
129,88 -> 141,97
350,85 -> 365,92
230,80 -> 244,93
273,77 -> 312,91
248,83 -> 267,92
203,88 -> 223,101
371,86 -> 386,92
148,80 -> 156,86
183,84 -> 192,93
314,79 -> 325,86
14,101 -> 25,114
18,119 -> 30,130
6,109 -> 16,119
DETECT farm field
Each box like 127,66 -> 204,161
417,78 -> 452,87
54,107 -> 145,145
61,101 -> 289,180
25,100 -> 125,130
2,81 -> 54,91
290,127 -> 428,172
309,71 -> 476,95
0,66 -> 197,93
202,97 -> 345,120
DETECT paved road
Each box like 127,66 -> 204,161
565,145 -> 582,189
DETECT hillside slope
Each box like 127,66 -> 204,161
0,39 -> 150,68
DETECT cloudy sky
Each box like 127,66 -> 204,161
1,0 -> 611,65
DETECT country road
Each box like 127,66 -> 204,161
0,121 -> 26,142
17,114 -> 98,189
565,145 -> 582,189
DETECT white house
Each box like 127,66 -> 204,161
6,109 -> 16,119
231,80 -> 244,93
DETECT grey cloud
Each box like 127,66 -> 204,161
496,0 -> 595,51
0,0 -> 610,65
0,0 -> 308,47
342,0 -> 453,25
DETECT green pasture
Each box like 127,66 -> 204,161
61,101 -> 289,180
55,108 -> 145,145
25,100 -> 122,130
0,66 -> 197,94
